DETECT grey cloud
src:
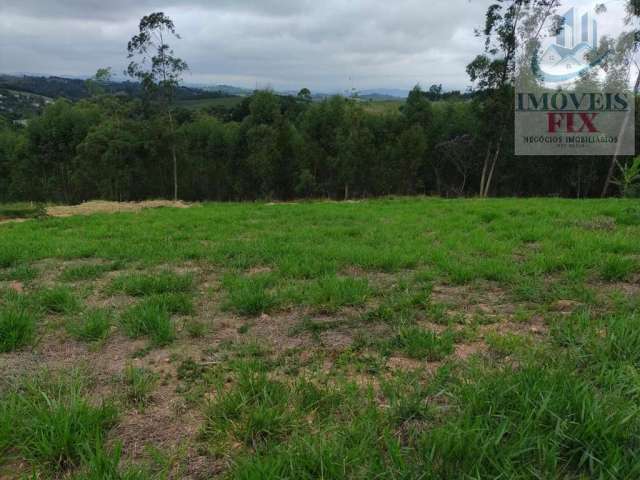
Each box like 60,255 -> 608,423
1,0 -> 495,91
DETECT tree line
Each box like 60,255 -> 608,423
1,87 -> 637,203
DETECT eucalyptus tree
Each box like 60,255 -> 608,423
601,1 -> 640,196
126,12 -> 188,200
467,0 -> 561,197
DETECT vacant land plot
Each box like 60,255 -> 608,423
1,198 -> 640,479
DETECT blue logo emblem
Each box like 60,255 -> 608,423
534,7 -> 608,83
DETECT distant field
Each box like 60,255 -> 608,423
360,99 -> 404,115
176,96 -> 244,110
1,198 -> 640,478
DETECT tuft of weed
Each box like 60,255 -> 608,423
121,365 -> 158,408
306,276 -> 371,312
203,362 -> 296,450
0,264 -> 37,282
73,442 -> 151,480
419,362 -> 640,479
389,326 -> 455,361
120,302 -> 176,346
185,318 -> 205,338
144,292 -> 195,315
223,274 -> 278,316
66,309 -> 112,343
599,255 -> 636,282
60,263 -> 119,282
0,303 -> 37,352
0,369 -> 118,473
37,286 -> 80,314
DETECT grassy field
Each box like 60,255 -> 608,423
1,198 -> 640,478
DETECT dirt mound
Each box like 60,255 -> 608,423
46,200 -> 192,218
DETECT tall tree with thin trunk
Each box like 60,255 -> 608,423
468,0 -> 560,197
126,12 -> 188,201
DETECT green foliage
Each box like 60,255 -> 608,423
614,157 -> 640,197
1,82 -> 632,201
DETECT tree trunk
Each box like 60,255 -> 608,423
168,110 -> 178,201
172,145 -> 178,201
483,137 -> 502,198
602,71 -> 640,197
479,144 -> 492,197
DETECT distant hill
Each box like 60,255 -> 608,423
359,88 -> 409,99
200,84 -> 253,96
0,74 -> 243,120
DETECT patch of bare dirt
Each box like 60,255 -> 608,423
112,382 -> 203,461
0,217 -> 30,225
454,342 -> 487,360
46,200 -> 193,218
386,356 -> 423,371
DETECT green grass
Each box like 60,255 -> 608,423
0,264 -> 38,282
599,255 -> 637,281
0,298 -> 37,352
121,365 -> 159,408
0,369 -> 118,473
222,274 -> 279,316
109,272 -> 194,297
390,326 -> 455,360
60,263 -> 120,282
120,302 -> 176,346
3,198 -> 640,477
143,292 -> 195,315
66,309 -> 112,343
37,286 -> 80,314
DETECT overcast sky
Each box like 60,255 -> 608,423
0,0 -> 630,93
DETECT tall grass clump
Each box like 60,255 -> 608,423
0,369 -> 118,474
306,276 -> 371,312
66,309 -> 112,343
37,286 -> 80,314
418,362 -> 640,479
120,302 -> 175,346
0,292 -> 38,352
222,274 -> 278,316
121,365 -> 159,408
389,326 -> 455,361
